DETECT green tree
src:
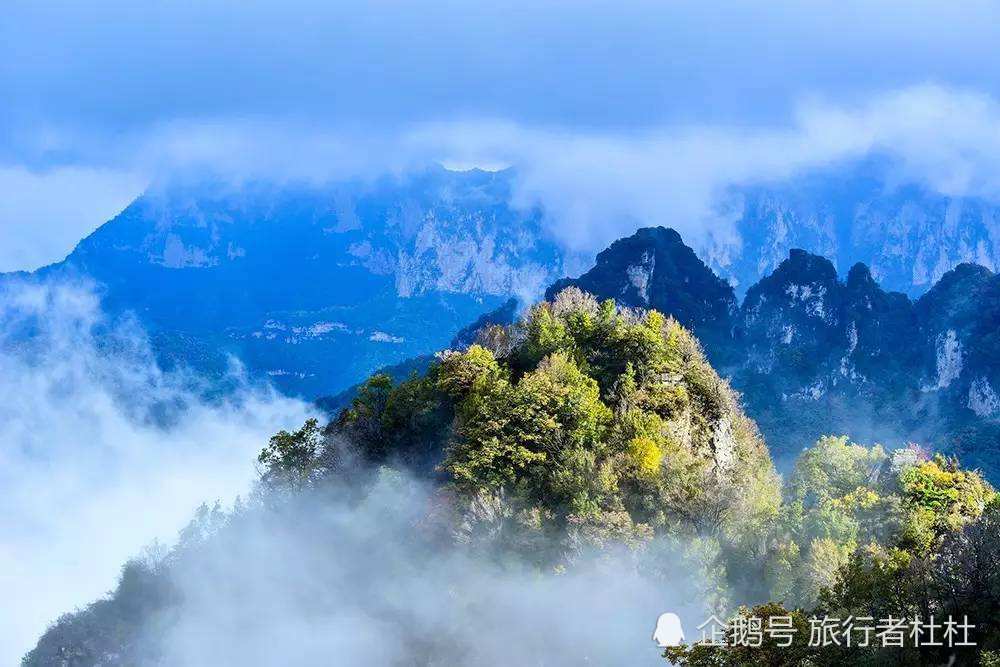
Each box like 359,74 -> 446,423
257,418 -> 326,489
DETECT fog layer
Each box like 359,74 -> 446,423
0,279 -> 313,662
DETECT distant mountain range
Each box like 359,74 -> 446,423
3,168 -> 581,397
5,164 -> 1000,474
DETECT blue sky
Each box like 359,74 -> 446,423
3,0 -> 1000,269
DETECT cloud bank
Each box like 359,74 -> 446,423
9,85 -> 1000,268
4,2 -> 1000,270
0,279 -> 314,663
9,85 -> 1000,273
84,85 -> 1000,256
422,85 -> 1000,252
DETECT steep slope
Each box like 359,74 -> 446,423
761,258 -> 1000,475
733,249 -> 923,459
739,248 -> 847,387
9,161 -> 1000,399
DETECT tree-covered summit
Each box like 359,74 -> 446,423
336,286 -> 778,548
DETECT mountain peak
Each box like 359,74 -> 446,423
915,261 -> 995,323
588,226 -> 687,267
630,225 -> 684,243
545,226 -> 736,343
744,249 -> 839,311
942,262 -> 994,283
919,262 -> 994,303
779,249 -> 838,280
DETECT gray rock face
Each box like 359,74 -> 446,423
701,163 -> 1000,298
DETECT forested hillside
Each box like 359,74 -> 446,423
25,289 -> 1000,666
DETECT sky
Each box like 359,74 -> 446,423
3,1 -> 1000,268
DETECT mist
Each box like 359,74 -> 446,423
0,279 -> 314,662
122,467 -> 713,666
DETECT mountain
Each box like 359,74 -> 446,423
8,167 -> 583,398
7,162 -> 1000,401
545,226 -> 1000,476
18,169 -> 1000,665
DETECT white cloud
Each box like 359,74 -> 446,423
0,279 -> 314,663
6,86 -> 1000,274
405,85 -> 1000,252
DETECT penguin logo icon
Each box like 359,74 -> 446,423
652,612 -> 685,647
